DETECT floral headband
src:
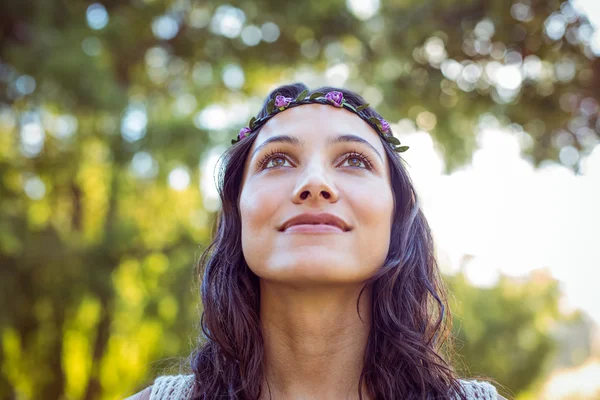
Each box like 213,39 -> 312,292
231,90 -> 409,153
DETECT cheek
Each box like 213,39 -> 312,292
239,181 -> 282,234
351,182 -> 394,247
354,183 -> 394,227
239,180 -> 286,273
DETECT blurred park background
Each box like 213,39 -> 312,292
1,0 -> 600,399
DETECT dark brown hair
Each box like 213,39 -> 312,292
189,83 -> 466,400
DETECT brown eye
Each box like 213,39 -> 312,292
257,150 -> 293,170
340,152 -> 373,170
257,149 -> 374,171
266,156 -> 289,169
345,156 -> 365,168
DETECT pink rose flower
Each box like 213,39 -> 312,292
379,118 -> 390,133
325,91 -> 344,107
274,95 -> 292,109
239,127 -> 252,139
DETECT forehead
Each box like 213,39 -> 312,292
250,104 -> 387,154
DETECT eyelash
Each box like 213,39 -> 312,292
257,148 -> 375,171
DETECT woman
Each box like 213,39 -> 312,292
127,83 -> 505,399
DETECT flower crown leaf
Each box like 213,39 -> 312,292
385,136 -> 401,145
355,103 -> 370,112
295,89 -> 309,102
249,116 -> 257,129
368,116 -> 383,130
309,92 -> 324,100
342,103 -> 356,112
396,145 -> 410,152
266,99 -> 275,114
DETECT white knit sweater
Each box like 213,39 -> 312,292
149,374 -> 498,399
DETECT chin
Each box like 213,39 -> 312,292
256,253 -> 368,281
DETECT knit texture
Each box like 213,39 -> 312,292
149,375 -> 195,400
455,380 -> 498,400
149,374 -> 498,399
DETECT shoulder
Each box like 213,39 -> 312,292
125,375 -> 195,400
146,375 -> 195,400
457,379 -> 504,400
124,386 -> 152,400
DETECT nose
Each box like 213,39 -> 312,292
292,158 -> 339,203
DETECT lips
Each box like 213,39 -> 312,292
280,212 -> 351,232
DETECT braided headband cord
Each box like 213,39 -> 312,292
230,90 -> 409,153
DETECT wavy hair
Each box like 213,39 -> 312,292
189,83 -> 466,400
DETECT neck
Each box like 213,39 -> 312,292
258,280 -> 373,400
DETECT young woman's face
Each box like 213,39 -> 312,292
239,104 -> 394,285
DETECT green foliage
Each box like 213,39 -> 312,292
0,0 -> 595,398
446,271 -> 563,398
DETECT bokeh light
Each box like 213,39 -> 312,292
346,0 -> 381,20
23,176 -> 46,200
152,15 -> 180,40
260,22 -> 280,43
168,166 -> 190,191
221,64 -> 245,91
121,105 -> 148,143
241,25 -> 262,46
86,3 -> 109,30
131,152 -> 159,180
210,5 -> 245,38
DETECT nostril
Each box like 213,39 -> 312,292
299,190 -> 332,200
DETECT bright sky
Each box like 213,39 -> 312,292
571,0 -> 600,53
572,0 -> 600,29
400,124 -> 600,324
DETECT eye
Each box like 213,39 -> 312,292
339,151 -> 374,170
265,154 -> 292,169
257,149 -> 293,170
256,149 -> 374,171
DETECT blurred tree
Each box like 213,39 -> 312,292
0,0 -> 595,399
446,269 -> 568,398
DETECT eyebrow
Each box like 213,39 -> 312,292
250,134 -> 383,162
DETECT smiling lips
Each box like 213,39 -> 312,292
280,212 -> 351,233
